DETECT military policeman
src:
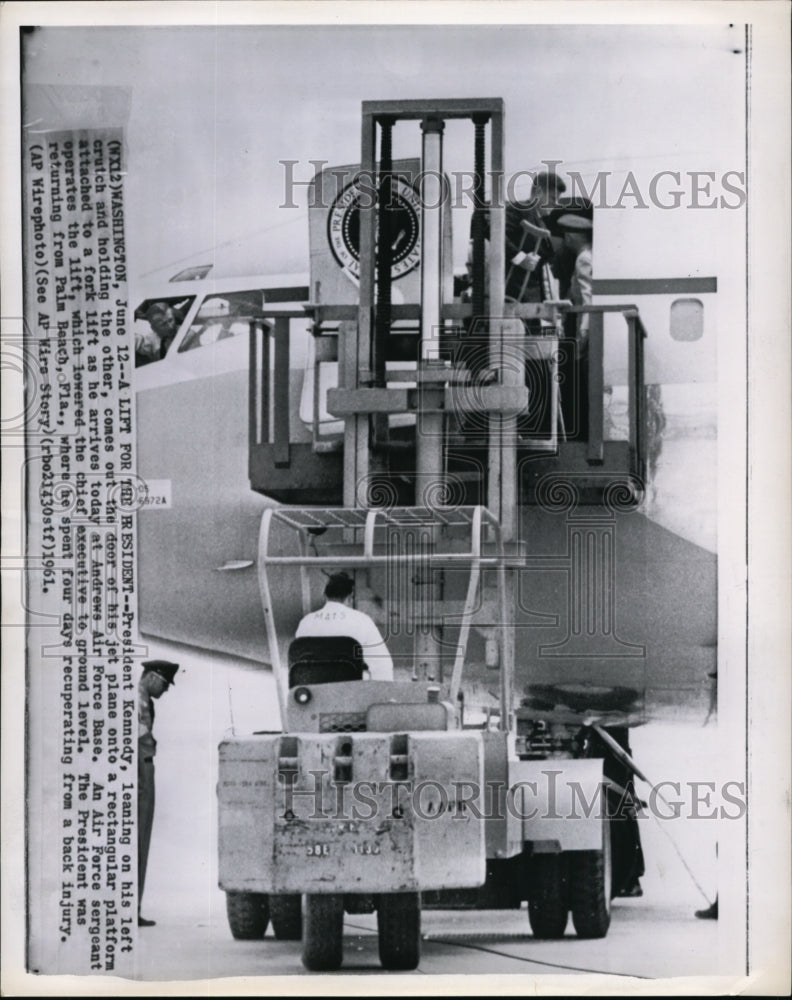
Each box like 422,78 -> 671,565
138,659 -> 179,927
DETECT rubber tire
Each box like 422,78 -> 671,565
527,854 -> 569,939
377,892 -> 421,971
225,891 -> 270,940
569,819 -> 612,939
270,893 -> 303,940
302,894 -> 344,971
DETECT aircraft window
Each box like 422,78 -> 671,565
169,264 -> 213,282
134,296 -> 195,367
670,298 -> 704,342
178,289 -> 266,353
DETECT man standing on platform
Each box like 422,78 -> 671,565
137,659 -> 179,927
504,169 -> 567,303
556,213 -> 594,439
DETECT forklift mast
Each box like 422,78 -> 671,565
247,99 -> 646,514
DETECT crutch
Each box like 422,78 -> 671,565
513,218 -> 565,442
515,217 -> 552,302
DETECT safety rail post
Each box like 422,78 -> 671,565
248,319 -> 270,450
273,317 -> 291,467
470,114 -> 489,327
448,506 -> 483,705
623,309 -> 648,482
248,318 -> 258,452
587,309 -> 605,465
634,314 -> 647,481
626,311 -> 638,473
260,323 -> 270,448
257,508 -> 289,726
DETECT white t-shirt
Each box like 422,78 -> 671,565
295,601 -> 394,680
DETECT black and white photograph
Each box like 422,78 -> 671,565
1,1 -> 790,994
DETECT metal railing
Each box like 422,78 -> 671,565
247,300 -> 648,494
563,303 -> 647,478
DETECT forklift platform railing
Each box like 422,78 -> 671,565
259,504 -> 505,566
246,299 -> 647,480
568,304 -> 647,472
258,504 -> 511,722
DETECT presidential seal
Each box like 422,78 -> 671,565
327,175 -> 421,282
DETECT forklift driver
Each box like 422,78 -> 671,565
295,572 -> 394,681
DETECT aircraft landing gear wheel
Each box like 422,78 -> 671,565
377,891 -> 421,970
270,893 -> 302,940
570,817 -> 612,938
528,854 -> 569,938
225,891 -> 270,940
302,894 -> 344,971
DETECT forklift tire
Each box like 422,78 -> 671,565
302,894 -> 344,971
270,893 -> 303,940
527,854 -> 569,939
225,891 -> 270,940
377,892 -> 421,970
569,819 -> 612,939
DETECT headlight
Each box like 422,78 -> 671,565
293,686 -> 312,705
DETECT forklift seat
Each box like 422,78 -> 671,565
288,636 -> 366,687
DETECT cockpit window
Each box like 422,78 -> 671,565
134,296 -> 195,367
178,289 -> 266,353
169,265 -> 213,282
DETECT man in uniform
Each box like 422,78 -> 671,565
295,573 -> 394,680
138,659 -> 179,927
555,213 -> 594,439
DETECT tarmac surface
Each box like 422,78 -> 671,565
133,897 -> 718,981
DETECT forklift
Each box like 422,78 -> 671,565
217,99 -> 648,971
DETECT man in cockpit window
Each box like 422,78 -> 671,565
134,300 -> 188,366
145,302 -> 181,357
295,572 -> 394,680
